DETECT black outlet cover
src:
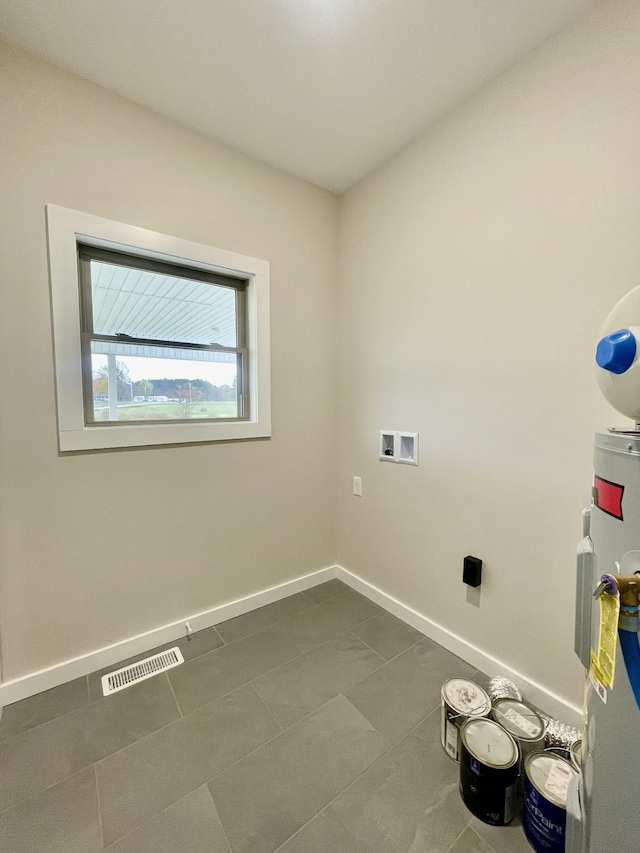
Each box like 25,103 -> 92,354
463,555 -> 482,588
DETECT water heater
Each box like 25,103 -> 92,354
567,286 -> 640,851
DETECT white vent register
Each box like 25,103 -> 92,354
101,647 -> 184,696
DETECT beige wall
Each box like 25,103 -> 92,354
0,44 -> 338,680
337,0 -> 640,708
1,0 -> 638,711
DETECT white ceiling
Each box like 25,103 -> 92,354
0,0 -> 601,192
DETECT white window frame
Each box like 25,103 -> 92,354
46,204 -> 271,451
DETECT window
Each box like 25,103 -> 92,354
79,247 -> 248,425
47,205 -> 270,451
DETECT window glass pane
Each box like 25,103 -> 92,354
89,344 -> 240,423
90,259 -> 238,347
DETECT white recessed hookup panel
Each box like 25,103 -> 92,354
379,431 -> 419,465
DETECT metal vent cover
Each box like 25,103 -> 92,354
101,647 -> 184,696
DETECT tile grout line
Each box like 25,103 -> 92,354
271,603 -> 417,662
96,611 -> 425,779
1,690 -> 465,852
5,648 -> 459,847
91,663 -> 473,843
299,698 -> 454,839
271,804 -> 366,853
89,682 -> 281,793
86,632 -> 307,790
278,628 -> 309,656
248,682 -> 284,733
206,693 -> 356,786
165,671 -> 184,718
0,764 -> 100,821
345,627 -> 390,662
0,623 -> 289,754
204,692 -> 398,850
0,592 -> 425,820
338,635 -> 427,701
267,693 -> 398,843
0,680 -> 94,746
95,692 -> 369,847
0,583 -> 350,739
0,628 -> 428,821
444,819 -> 473,853
100,784 -> 224,852
88,641 -> 321,812
204,785 -> 234,853
205,688 -> 398,807
241,626 -> 393,722
274,586 -> 366,645
94,763 -> 106,850
218,586 -> 350,646
302,586 -> 352,607
328,805 -> 368,853
325,806 -> 364,853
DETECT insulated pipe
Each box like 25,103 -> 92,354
619,629 -> 640,712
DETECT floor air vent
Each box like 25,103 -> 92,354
101,647 -> 184,696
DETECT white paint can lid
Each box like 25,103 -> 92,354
492,699 -> 545,741
442,679 -> 491,717
462,718 -> 518,768
526,753 -> 577,808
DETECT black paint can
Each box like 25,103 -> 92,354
459,717 -> 519,826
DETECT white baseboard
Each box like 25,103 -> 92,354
0,562 -> 584,730
336,565 -> 584,729
0,565 -> 336,707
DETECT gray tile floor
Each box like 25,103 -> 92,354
0,580 -> 534,853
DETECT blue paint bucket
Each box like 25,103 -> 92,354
524,752 -> 578,852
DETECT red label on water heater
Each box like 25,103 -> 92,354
592,476 -> 624,520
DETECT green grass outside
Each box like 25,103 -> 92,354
93,400 -> 238,421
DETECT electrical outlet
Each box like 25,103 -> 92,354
352,476 -> 363,496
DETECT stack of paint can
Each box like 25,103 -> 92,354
441,675 -> 580,849
440,678 -> 519,827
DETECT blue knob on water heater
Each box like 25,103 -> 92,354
595,329 -> 637,374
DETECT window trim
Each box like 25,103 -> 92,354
46,204 -> 271,451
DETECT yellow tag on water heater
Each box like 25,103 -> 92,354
590,592 -> 620,690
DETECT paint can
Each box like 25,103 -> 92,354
459,717 -> 519,826
523,752 -> 578,852
491,699 -> 546,770
441,678 -> 491,762
569,739 -> 582,772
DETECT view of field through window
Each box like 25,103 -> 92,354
83,253 -> 246,423
90,351 -> 239,421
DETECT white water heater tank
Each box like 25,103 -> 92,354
595,284 -> 640,420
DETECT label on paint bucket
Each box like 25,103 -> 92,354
445,720 -> 458,759
503,707 -> 540,738
524,753 -> 577,853
544,762 -> 572,801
